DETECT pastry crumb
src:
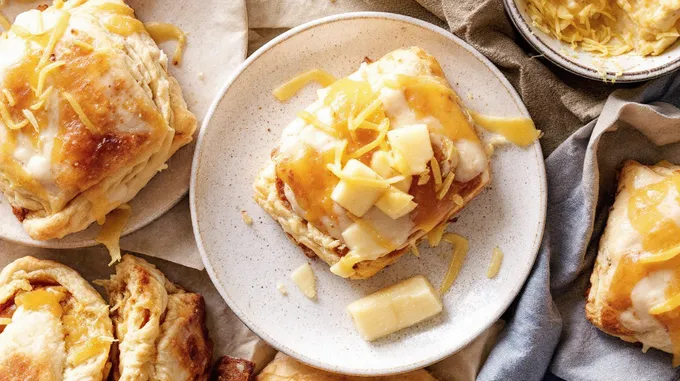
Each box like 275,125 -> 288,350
277,282 -> 288,296
198,72 -> 205,81
241,210 -> 253,226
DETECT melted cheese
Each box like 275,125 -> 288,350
37,60 -> 65,96
15,288 -> 66,317
96,204 -> 132,265
62,92 -> 97,133
68,336 -> 113,366
273,69 -> 337,102
469,111 -> 540,147
439,233 -> 469,295
144,22 -> 186,65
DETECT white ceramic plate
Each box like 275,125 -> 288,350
192,12 -> 547,376
505,0 -> 680,82
0,0 -> 248,248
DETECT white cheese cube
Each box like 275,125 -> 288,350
331,159 -> 386,217
291,263 -> 316,299
347,275 -> 443,341
341,222 -> 391,260
387,124 -> 434,174
375,187 -> 417,219
372,151 -> 412,192
370,151 -> 393,178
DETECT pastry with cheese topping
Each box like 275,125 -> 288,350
0,0 -> 196,240
98,255 -> 213,381
254,47 -> 490,279
586,160 -> 680,365
0,256 -> 114,380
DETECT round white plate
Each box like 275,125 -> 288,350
192,13 -> 547,376
505,0 -> 680,83
0,0 -> 248,248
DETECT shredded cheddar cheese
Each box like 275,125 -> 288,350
0,102 -> 28,130
527,0 -> 680,57
1,89 -> 15,106
427,222 -> 448,248
297,110 -> 338,137
487,247 -> 503,278
437,172 -> 455,200
439,233 -> 469,295
144,22 -> 186,65
430,157 -> 442,187
22,109 -> 39,131
639,245 -> 680,264
650,293 -> 680,315
349,118 -> 389,159
326,163 -> 403,189
37,60 -> 65,97
38,10 -> 70,69
63,92 -> 97,133
273,69 -> 337,101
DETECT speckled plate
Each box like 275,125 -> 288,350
505,0 -> 680,83
0,0 -> 248,248
191,13 -> 547,376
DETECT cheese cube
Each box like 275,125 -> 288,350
341,222 -> 391,261
331,159 -> 386,217
291,263 -> 316,299
375,186 -> 417,219
370,151 -> 393,178
347,275 -> 443,341
387,124 -> 434,174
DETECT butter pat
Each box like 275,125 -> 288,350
387,124 -> 434,174
291,263 -> 316,299
331,159 -> 385,217
347,275 -> 443,341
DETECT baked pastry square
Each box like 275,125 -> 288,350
0,256 -> 114,380
254,47 -> 490,279
587,160 -> 680,365
98,255 -> 213,381
0,0 -> 197,240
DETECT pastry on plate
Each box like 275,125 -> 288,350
0,256 -> 114,380
586,160 -> 680,365
98,255 -> 213,381
254,46 -> 490,279
257,353 -> 437,381
0,0 -> 196,240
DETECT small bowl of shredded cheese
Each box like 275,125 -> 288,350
505,0 -> 680,82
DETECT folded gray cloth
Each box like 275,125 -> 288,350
417,0 -> 636,156
414,1 -> 680,380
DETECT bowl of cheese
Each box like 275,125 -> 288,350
505,0 -> 680,82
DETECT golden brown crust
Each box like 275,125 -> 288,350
0,256 -> 113,381
0,0 -> 197,240
100,255 -> 212,381
210,357 -> 255,381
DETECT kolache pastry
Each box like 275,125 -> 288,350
587,160 -> 680,365
0,256 -> 114,380
98,254 -> 213,381
256,353 -> 438,381
0,0 -> 196,240
254,47 -> 490,279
